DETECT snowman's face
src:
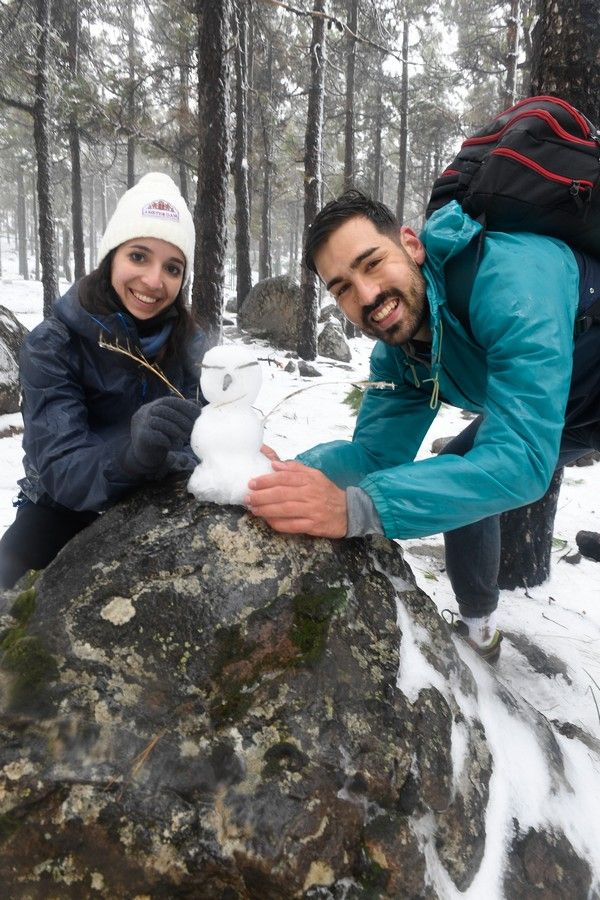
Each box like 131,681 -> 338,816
200,346 -> 263,405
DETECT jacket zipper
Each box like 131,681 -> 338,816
490,147 -> 594,190
463,108 -> 597,148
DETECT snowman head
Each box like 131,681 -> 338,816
200,344 -> 263,406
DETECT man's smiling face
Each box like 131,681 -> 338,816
313,216 -> 430,346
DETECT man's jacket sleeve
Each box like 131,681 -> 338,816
297,343 -> 437,487
359,235 -> 579,538
20,320 -> 144,512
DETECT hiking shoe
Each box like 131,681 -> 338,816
442,610 -> 503,664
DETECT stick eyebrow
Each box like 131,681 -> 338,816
325,246 -> 379,291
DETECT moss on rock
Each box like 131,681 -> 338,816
291,587 -> 347,665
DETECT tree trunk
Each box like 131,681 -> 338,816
499,469 -> 563,589
62,225 -> 72,282
233,0 -> 252,310
33,0 -> 58,315
372,63 -> 384,202
88,175 -> 96,270
17,164 -> 29,280
343,0 -> 357,191
68,0 -> 85,279
498,0 -> 600,588
504,0 -> 520,107
31,170 -> 40,280
395,20 -> 409,223
100,174 -> 107,234
342,0 -> 358,339
191,0 -> 231,347
530,0 -> 600,123
297,0 -> 326,361
127,0 -> 136,188
178,33 -> 190,203
258,39 -> 273,281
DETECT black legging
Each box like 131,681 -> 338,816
0,500 -> 99,590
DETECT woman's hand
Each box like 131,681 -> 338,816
124,397 -> 201,474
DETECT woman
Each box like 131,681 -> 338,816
0,173 -> 206,589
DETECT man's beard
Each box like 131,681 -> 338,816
359,260 -> 428,346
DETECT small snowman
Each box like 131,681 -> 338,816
187,344 -> 273,505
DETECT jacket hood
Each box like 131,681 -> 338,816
418,202 -> 484,407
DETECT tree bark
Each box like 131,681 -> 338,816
178,32 -> 190,203
530,0 -> 600,123
258,39 -> 273,281
504,0 -> 520,107
191,0 -> 231,347
395,20 -> 409,223
499,469 -> 564,589
33,0 -> 58,315
343,0 -> 357,191
31,170 -> 40,281
297,0 -> 326,361
68,0 -> 85,279
233,0 -> 252,310
372,62 -> 384,202
62,225 -> 72,281
88,175 -> 96,270
127,0 -> 136,188
17,164 -> 28,280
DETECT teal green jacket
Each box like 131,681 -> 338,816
298,202 -> 580,539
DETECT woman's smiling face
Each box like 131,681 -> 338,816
110,237 -> 185,320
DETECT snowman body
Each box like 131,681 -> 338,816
187,345 -> 272,505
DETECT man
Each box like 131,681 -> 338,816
245,191 -> 600,661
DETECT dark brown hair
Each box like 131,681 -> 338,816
79,251 -> 197,364
304,189 -> 400,274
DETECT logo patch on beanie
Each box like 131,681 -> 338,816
142,199 -> 180,221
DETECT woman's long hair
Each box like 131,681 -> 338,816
78,250 -> 197,365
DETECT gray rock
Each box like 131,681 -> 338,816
225,295 -> 238,313
318,322 -> 352,362
431,435 -> 455,454
298,359 -> 322,377
0,481 -> 596,897
284,359 -> 297,373
319,303 -> 344,324
238,275 -> 301,350
567,450 -> 600,467
0,304 -> 28,414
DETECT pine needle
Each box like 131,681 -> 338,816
262,379 -> 396,423
99,334 -> 185,399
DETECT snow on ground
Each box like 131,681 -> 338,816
1,273 -> 600,897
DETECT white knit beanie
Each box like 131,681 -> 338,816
97,173 -> 195,285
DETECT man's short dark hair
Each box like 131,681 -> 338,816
304,189 -> 399,274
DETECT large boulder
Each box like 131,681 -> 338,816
238,275 -> 301,350
0,304 -> 28,414
0,479 -> 598,898
317,322 -> 352,362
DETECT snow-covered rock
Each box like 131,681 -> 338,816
0,304 -> 28,415
0,482 -> 598,897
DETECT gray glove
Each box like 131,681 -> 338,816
123,397 -> 200,475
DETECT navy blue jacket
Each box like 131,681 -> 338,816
19,283 -> 207,512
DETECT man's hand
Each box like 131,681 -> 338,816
260,444 -> 281,463
245,460 -> 347,538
